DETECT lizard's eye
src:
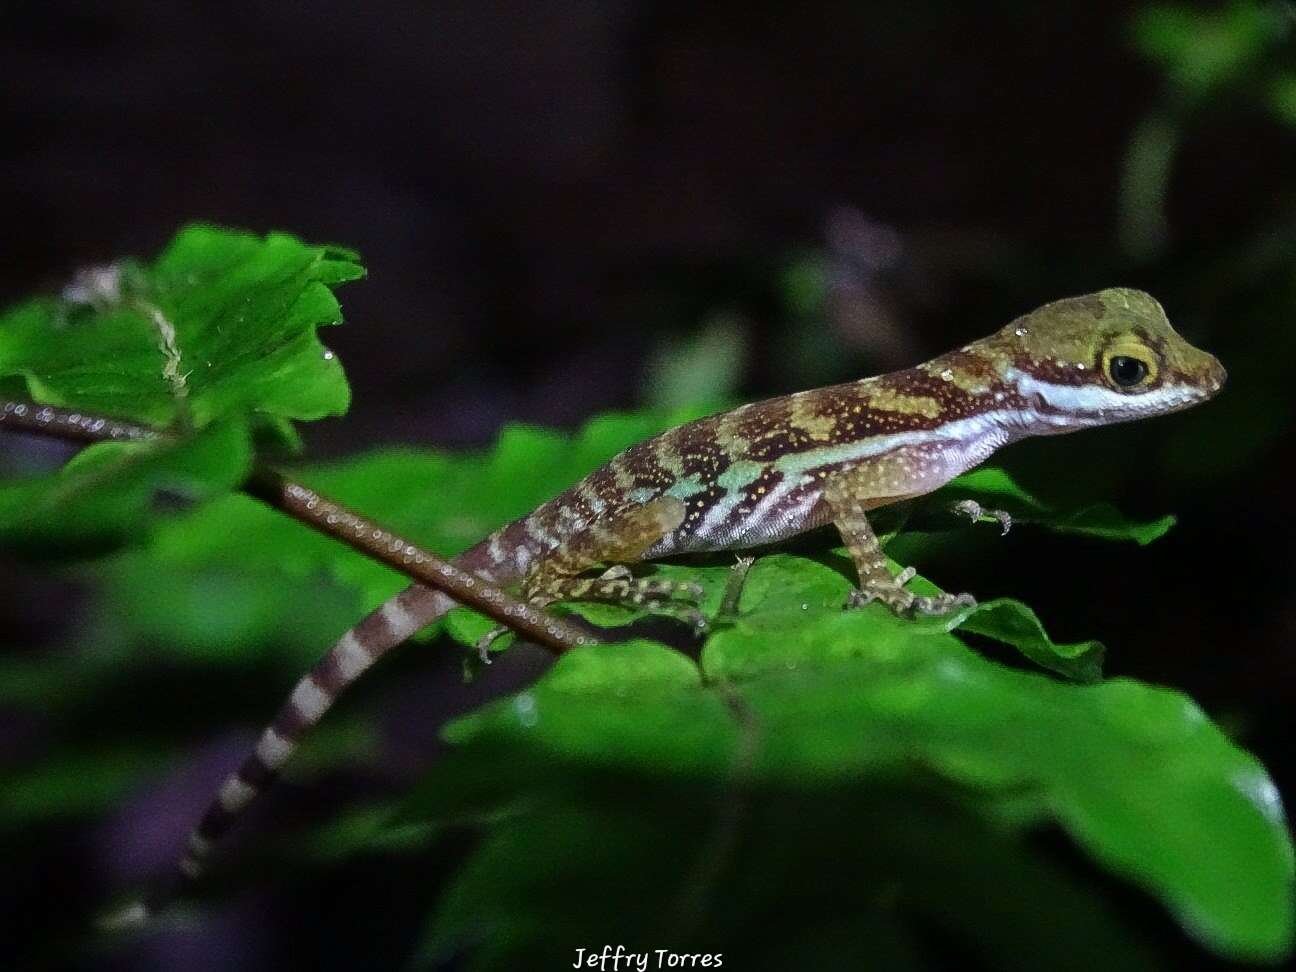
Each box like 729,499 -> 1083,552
1101,340 -> 1158,391
1108,356 -> 1147,387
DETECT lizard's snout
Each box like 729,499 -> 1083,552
1203,354 -> 1227,396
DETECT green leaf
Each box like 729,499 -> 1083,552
939,466 -> 1176,545
431,630 -> 1293,962
958,597 -> 1105,683
0,225 -> 362,430
0,226 -> 363,550
0,419 -> 252,551
417,770 -> 1163,972
628,552 -> 1103,681
443,642 -> 737,778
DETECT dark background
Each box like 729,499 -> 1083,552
2,1 -> 1295,969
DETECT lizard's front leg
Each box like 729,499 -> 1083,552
949,498 -> 1012,535
822,464 -> 975,618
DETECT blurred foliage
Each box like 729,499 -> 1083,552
1122,0 -> 1295,259
2,221 -> 1294,970
1132,0 -> 1293,107
0,226 -> 361,430
0,226 -> 362,547
642,311 -> 749,412
0,418 -> 252,553
408,631 -> 1291,968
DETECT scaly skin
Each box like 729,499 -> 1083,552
124,287 -> 1224,918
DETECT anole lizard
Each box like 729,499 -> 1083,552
133,287 -> 1225,916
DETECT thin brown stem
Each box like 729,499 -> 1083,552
1,399 -> 594,653
1,400 -> 159,443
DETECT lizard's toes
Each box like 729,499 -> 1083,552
635,577 -> 704,605
951,499 -> 1012,535
678,581 -> 706,603
642,577 -> 706,604
844,588 -> 882,611
907,592 -> 976,617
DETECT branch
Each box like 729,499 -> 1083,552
1,400 -> 158,443
0,400 -> 594,654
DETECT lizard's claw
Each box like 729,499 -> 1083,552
475,625 -> 509,664
905,591 -> 977,617
951,499 -> 1012,536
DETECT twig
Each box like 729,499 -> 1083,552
242,467 -> 593,651
1,400 -> 594,653
1,400 -> 158,443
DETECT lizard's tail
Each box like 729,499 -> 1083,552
177,585 -> 454,881
100,537 -> 521,931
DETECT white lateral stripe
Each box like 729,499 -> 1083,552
290,677 -> 330,724
333,632 -> 371,681
218,776 -> 256,812
773,412 -> 1008,477
254,727 -> 293,769
1008,370 -> 1199,414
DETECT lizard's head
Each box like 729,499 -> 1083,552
991,288 -> 1226,429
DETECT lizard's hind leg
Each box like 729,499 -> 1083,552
476,497 -> 702,658
523,495 -> 702,616
529,565 -> 706,622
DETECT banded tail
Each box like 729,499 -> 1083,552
101,529 -> 533,929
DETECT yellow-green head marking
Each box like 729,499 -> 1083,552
982,287 -> 1226,429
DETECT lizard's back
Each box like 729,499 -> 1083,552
503,364 -> 982,569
